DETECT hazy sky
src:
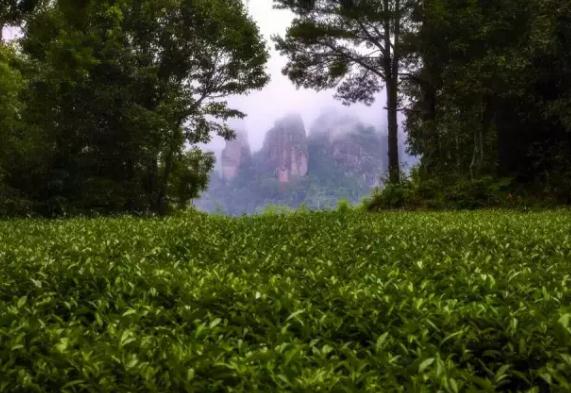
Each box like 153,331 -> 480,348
3,27 -> 20,40
221,0 -> 388,152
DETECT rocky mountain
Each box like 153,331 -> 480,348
309,113 -> 386,188
260,114 -> 309,183
221,130 -> 250,181
196,112 -> 388,215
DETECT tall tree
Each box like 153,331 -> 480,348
0,45 -> 24,214
405,0 -> 571,198
17,0 -> 269,215
274,0 -> 416,183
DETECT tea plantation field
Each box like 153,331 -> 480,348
1,211 -> 570,392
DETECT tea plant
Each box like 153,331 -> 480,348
0,210 -> 570,392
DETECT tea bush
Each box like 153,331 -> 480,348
0,210 -> 570,392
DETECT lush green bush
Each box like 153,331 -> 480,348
0,183 -> 34,217
446,176 -> 513,209
260,203 -> 295,216
366,172 -> 530,211
367,182 -> 415,210
335,198 -> 353,213
1,211 -> 570,392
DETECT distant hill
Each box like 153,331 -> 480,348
196,112 -> 387,214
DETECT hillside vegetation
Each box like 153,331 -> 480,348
1,210 -> 570,392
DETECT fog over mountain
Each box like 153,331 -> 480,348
208,0 -> 396,154
196,109 -> 391,214
193,1 -> 418,213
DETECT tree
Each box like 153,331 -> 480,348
274,0 -> 417,183
0,45 -> 25,214
169,148 -> 215,210
18,0 -> 269,215
405,0 -> 571,199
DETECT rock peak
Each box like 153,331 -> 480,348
221,129 -> 251,182
262,114 -> 308,184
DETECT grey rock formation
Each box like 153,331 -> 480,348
261,114 -> 309,184
196,111 -> 389,215
221,130 -> 251,181
310,112 -> 387,187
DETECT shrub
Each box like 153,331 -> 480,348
366,182 -> 414,210
367,174 -> 517,211
336,198 -> 352,213
0,211 -> 570,391
260,203 -> 293,216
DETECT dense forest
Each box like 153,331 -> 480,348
401,0 -> 571,207
276,0 -> 571,208
1,0 -> 570,216
0,0 -> 269,216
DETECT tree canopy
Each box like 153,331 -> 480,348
404,0 -> 571,195
0,0 -> 42,40
0,0 -> 269,215
1,0 -> 570,215
274,0 -> 417,183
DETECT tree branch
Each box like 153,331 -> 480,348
320,40 -> 385,79
356,19 -> 388,57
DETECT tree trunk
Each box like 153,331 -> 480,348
386,77 -> 400,183
455,134 -> 461,171
429,88 -> 439,172
154,125 -> 184,216
155,149 -> 174,216
147,157 -> 159,213
470,98 -> 493,178
383,0 -> 401,184
469,126 -> 481,179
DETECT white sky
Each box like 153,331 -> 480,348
2,26 -> 21,40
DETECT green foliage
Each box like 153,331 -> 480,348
0,45 -> 35,216
446,177 -> 513,210
260,203 -> 294,216
404,0 -> 571,195
168,149 -> 215,212
0,46 -> 23,167
0,211 -> 570,391
368,182 -> 414,210
335,198 -> 352,213
274,0 -> 415,183
367,172 -> 520,211
0,0 -> 269,217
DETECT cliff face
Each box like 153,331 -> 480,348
261,115 -> 309,183
221,130 -> 251,181
197,112 -> 388,215
329,133 -> 386,187
310,113 -> 387,187
255,113 -> 384,186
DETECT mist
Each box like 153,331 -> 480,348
213,0 -> 389,153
